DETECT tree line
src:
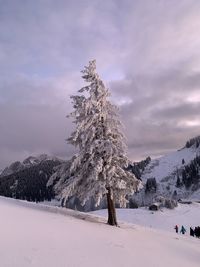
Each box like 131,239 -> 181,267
0,160 -> 61,202
176,155 -> 200,188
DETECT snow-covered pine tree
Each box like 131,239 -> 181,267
62,60 -> 140,225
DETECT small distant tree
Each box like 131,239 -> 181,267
186,141 -> 190,148
176,176 -> 181,187
145,178 -> 157,193
196,141 -> 199,148
62,60 -> 140,226
182,158 -> 185,165
176,168 -> 181,187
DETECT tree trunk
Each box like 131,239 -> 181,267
106,187 -> 118,226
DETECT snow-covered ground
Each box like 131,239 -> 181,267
0,197 -> 199,267
92,203 -> 200,234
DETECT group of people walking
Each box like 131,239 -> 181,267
190,226 -> 200,238
174,225 -> 200,238
174,225 -> 186,234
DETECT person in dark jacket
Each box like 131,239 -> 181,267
194,226 -> 200,238
180,225 -> 186,234
190,227 -> 194,237
174,225 -> 178,233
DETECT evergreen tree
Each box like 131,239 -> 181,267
61,60 -> 140,225
176,176 -> 181,187
176,168 -> 181,187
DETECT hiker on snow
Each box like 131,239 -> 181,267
194,226 -> 200,238
190,227 -> 194,237
174,225 -> 178,233
180,225 -> 186,234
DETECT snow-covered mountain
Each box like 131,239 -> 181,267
1,136 -> 200,210
132,136 -> 200,206
48,136 -> 200,210
0,154 -> 62,177
0,154 -> 63,202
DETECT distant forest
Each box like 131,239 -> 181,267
181,155 -> 200,188
0,160 -> 61,202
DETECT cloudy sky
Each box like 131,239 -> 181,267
1,0 -> 200,169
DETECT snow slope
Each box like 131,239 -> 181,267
131,144 -> 200,206
142,146 -> 199,183
92,203 -> 200,234
0,197 -> 199,267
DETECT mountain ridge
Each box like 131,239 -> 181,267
0,136 -> 200,209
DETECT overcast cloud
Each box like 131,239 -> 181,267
0,0 -> 200,169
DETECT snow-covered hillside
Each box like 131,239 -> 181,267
1,136 -> 200,211
0,154 -> 63,177
132,138 -> 200,206
0,197 -> 199,267
142,147 -> 198,183
0,155 -> 63,202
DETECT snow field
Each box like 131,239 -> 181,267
0,197 -> 200,267
92,202 -> 200,234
